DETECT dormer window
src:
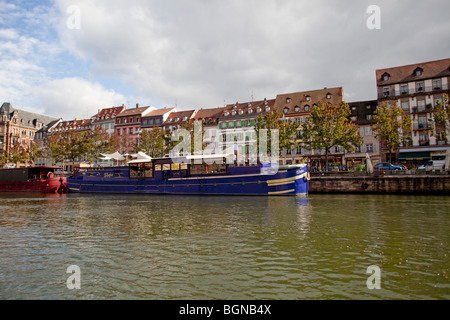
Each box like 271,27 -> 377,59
283,107 -> 289,114
224,111 -> 229,116
286,98 -> 291,104
256,107 -> 261,113
168,118 -> 172,122
265,106 -> 270,112
304,105 -> 310,112
326,93 -> 332,99
305,95 -> 311,101
414,67 -> 423,77
382,73 -> 390,81
294,106 -> 300,112
183,116 -> 188,121
248,108 -> 253,114
175,117 -> 179,122
238,109 -> 243,115
231,110 -> 236,116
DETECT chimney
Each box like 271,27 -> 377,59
136,103 -> 139,108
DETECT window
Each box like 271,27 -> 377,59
414,68 -> 423,77
305,95 -> 311,101
382,73 -> 390,81
366,114 -> 373,121
326,93 -> 332,99
283,107 -> 289,114
366,144 -> 374,153
265,106 -> 270,112
416,82 -> 424,92
433,79 -> 442,90
286,98 -> 291,104
434,97 -> 442,106
383,87 -> 390,97
400,84 -> 408,94
129,128 -> 133,134
417,99 -> 426,112
294,106 -> 300,112
304,105 -> 310,112
365,127 -> 372,136
351,116 -> 357,122
401,100 -> 410,111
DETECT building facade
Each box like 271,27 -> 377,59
0,102 -> 58,160
115,105 -> 156,153
91,105 -> 126,136
345,100 -> 381,168
273,87 -> 346,168
376,58 -> 450,166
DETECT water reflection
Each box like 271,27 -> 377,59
0,193 -> 448,300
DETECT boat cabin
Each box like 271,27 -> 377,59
0,166 -> 63,182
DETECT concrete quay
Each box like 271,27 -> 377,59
309,171 -> 450,195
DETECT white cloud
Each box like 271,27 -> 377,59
2,0 -> 450,119
51,0 -> 450,109
33,77 -> 125,119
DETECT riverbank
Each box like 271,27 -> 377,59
309,171 -> 450,195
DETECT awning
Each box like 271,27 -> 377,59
398,151 -> 431,160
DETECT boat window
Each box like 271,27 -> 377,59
130,163 -> 153,178
190,163 -> 227,175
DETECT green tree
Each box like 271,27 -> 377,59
85,127 -> 119,163
135,127 -> 166,158
26,141 -> 44,166
255,110 -> 299,155
8,141 -> 28,165
431,94 -> 449,141
301,101 -> 363,171
371,102 -> 412,167
45,130 -> 91,165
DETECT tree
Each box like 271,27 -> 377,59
134,127 -> 166,158
431,94 -> 449,141
45,130 -> 91,165
165,120 -> 206,156
26,141 -> 44,166
301,101 -> 363,171
255,110 -> 299,155
371,102 -> 412,167
85,127 -> 119,163
8,141 -> 28,165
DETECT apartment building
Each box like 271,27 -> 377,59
376,58 -> 450,166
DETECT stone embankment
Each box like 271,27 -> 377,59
309,171 -> 450,195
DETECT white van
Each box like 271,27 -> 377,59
418,160 -> 445,171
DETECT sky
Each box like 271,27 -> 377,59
0,0 -> 449,120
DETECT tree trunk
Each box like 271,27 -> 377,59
325,149 -> 329,172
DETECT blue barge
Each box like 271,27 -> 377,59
67,155 -> 309,196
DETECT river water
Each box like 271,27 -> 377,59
0,193 -> 448,300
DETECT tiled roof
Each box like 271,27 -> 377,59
219,99 -> 276,120
273,87 -> 344,116
143,107 -> 176,118
116,106 -> 154,117
193,107 -> 226,120
91,106 -> 125,123
163,110 -> 197,126
0,102 -> 58,128
376,58 -> 450,86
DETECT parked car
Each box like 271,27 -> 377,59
374,162 -> 403,170
418,160 -> 445,171
394,164 -> 408,170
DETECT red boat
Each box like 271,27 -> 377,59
0,166 -> 68,194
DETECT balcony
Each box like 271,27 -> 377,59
419,140 -> 430,146
413,122 -> 431,130
378,82 -> 449,99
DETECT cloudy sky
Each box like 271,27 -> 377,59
1,0 -> 449,120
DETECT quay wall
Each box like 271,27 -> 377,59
309,172 -> 450,195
